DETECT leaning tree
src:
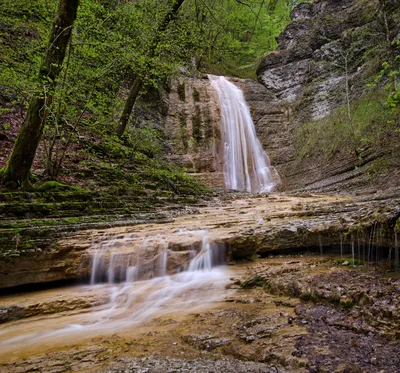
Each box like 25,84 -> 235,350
116,0 -> 186,137
1,0 -> 80,187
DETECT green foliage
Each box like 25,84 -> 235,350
367,43 -> 400,111
0,0 -> 300,193
1,0 -> 300,130
295,89 -> 399,164
335,258 -> 364,266
93,126 -> 163,162
0,0 -> 55,103
178,0 -> 306,78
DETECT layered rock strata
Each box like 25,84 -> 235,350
161,0 -> 400,193
1,193 -> 398,289
1,256 -> 399,372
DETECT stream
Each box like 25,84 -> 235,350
1,248 -> 399,372
0,230 -> 233,360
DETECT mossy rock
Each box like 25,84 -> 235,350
35,181 -> 77,192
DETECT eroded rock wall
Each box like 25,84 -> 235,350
156,0 -> 400,193
1,193 -> 399,289
257,0 -> 400,192
162,78 -> 225,188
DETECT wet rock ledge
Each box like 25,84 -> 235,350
1,192 -> 399,289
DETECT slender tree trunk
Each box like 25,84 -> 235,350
116,0 -> 185,137
116,77 -> 143,137
1,0 -> 79,187
343,52 -> 359,157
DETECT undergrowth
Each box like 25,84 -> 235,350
295,89 -> 400,171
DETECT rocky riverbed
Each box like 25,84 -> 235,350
0,191 -> 399,372
0,255 -> 399,373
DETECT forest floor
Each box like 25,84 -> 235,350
0,106 -> 205,197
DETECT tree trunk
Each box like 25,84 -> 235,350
116,0 -> 185,137
116,77 -> 143,138
1,0 -> 79,187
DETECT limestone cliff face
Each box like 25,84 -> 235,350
256,0 -> 400,192
258,0 -> 400,116
162,78 -> 224,188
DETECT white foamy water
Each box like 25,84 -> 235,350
209,75 -> 279,193
0,231 -> 230,352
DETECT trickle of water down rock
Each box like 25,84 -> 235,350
209,75 -> 280,193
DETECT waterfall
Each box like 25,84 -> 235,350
87,230 -> 227,328
90,230 -> 225,285
90,234 -> 170,284
209,75 -> 279,193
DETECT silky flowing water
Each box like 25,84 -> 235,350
0,193 -> 348,360
0,230 -> 232,358
1,193 -> 399,371
209,75 -> 279,193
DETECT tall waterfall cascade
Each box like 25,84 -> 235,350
209,75 -> 279,193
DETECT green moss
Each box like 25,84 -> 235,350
240,276 -> 267,289
299,292 -> 312,302
205,116 -> 213,140
192,106 -> 202,145
335,258 -> 364,266
340,298 -> 357,310
35,181 -> 76,192
395,218 -> 400,233
179,113 -> 189,151
365,158 -> 390,180
143,166 -> 209,195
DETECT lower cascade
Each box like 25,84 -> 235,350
0,231 -> 229,349
90,229 -> 226,284
209,75 -> 280,193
